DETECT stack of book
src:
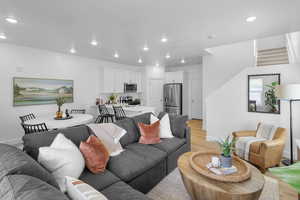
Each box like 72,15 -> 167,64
206,162 -> 237,175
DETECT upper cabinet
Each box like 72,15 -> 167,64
165,71 -> 184,83
102,67 -> 142,93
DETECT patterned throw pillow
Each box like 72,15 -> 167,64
65,176 -> 108,200
80,136 -> 110,174
138,120 -> 161,144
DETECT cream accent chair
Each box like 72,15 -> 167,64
232,123 -> 287,172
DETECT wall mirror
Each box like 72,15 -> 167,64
248,74 -> 280,114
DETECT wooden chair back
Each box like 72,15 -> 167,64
113,106 -> 127,121
21,123 -> 48,134
98,104 -> 110,115
19,113 -> 36,123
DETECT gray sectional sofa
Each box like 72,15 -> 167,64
0,112 -> 190,200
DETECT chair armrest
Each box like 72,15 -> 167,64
260,139 -> 286,166
261,139 -> 285,152
232,130 -> 256,138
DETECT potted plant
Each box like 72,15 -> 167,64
56,96 -> 65,118
265,81 -> 279,113
218,136 -> 236,168
108,93 -> 117,104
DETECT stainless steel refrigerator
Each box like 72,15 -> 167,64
163,83 -> 182,115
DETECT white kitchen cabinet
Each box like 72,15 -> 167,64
103,67 -> 115,93
114,69 -> 125,93
102,67 -> 143,93
136,71 -> 142,92
165,71 -> 184,83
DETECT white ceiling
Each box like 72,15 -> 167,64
0,0 -> 300,67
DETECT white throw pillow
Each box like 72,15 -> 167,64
93,123 -> 126,144
256,123 -> 277,140
87,124 -> 124,156
38,133 -> 85,192
65,176 -> 108,200
151,114 -> 174,138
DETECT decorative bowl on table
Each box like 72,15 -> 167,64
54,116 -> 73,120
189,151 -> 251,183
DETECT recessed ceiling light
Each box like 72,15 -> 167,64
5,17 -> 18,24
246,16 -> 256,22
161,36 -> 168,43
70,47 -> 76,54
181,59 -> 185,64
165,53 -> 170,59
143,45 -> 149,51
90,40 -> 98,46
155,62 -> 159,67
114,52 -> 119,58
138,58 -> 142,63
0,33 -> 7,40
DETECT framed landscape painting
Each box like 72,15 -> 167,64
13,77 -> 73,106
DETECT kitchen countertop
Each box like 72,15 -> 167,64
91,104 -> 156,117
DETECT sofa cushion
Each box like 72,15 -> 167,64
114,118 -> 140,147
0,175 -> 68,200
158,113 -> 188,138
126,143 -> 167,164
151,138 -> 186,154
23,125 -> 93,160
131,112 -> 152,125
101,181 -> 152,200
79,169 -> 120,191
0,144 -> 59,189
107,145 -> 166,182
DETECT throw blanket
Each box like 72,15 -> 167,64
235,137 -> 266,161
88,123 -> 126,156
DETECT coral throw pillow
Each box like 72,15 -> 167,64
138,120 -> 161,144
80,136 -> 109,174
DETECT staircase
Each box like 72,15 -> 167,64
256,47 -> 289,66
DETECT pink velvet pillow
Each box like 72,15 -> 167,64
138,121 -> 161,144
79,136 -> 109,174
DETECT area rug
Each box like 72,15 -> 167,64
146,169 -> 279,200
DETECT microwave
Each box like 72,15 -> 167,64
124,83 -> 137,93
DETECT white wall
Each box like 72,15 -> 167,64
0,43 -> 141,144
206,64 -> 300,158
287,31 -> 300,64
202,40 -> 255,129
166,64 -> 203,118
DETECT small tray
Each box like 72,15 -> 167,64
54,116 -> 73,120
189,151 -> 251,183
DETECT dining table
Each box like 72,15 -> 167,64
23,114 -> 94,130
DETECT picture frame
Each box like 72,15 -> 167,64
13,77 -> 74,106
248,74 -> 280,114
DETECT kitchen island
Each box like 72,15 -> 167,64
89,105 -> 156,119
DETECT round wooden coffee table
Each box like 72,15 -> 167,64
178,152 -> 265,200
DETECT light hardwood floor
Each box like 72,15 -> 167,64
187,119 -> 298,200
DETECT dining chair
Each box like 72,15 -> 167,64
113,106 -> 127,121
21,123 -> 49,134
19,113 -> 36,123
70,109 -> 86,114
95,104 -> 114,123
